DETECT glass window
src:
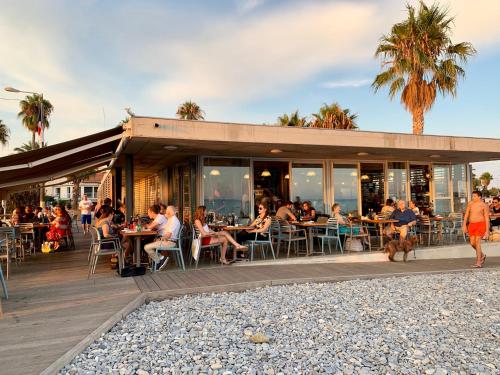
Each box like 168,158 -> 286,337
410,164 -> 431,215
83,186 -> 93,197
360,163 -> 384,215
388,162 -> 407,202
66,186 -> 71,198
452,164 -> 467,213
204,158 -> 251,217
333,164 -> 359,215
291,163 -> 324,213
434,165 -> 451,214
55,187 -> 61,198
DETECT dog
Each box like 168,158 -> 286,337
384,236 -> 418,262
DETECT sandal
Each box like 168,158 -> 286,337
471,264 -> 483,268
236,245 -> 248,251
220,258 -> 231,265
481,254 -> 487,265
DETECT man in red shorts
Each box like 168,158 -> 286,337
463,191 -> 490,268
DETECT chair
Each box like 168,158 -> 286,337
314,218 -> 343,254
88,226 -> 122,277
0,228 -> 17,280
246,224 -> 275,261
152,225 -> 186,272
347,221 -> 371,251
72,214 -> 80,233
275,218 -> 308,257
0,238 -> 7,299
448,213 -> 466,242
417,216 -> 440,246
17,223 -> 35,258
192,225 -> 222,269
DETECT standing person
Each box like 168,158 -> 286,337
463,191 -> 489,268
79,194 -> 93,234
144,205 -> 181,271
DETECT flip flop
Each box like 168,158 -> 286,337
481,254 -> 487,265
471,264 -> 483,268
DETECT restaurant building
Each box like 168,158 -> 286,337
100,117 -> 500,221
1,117 -> 499,220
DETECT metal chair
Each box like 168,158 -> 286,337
0,237 -> 7,299
72,214 -> 80,233
275,218 -> 308,257
88,226 -> 122,277
18,223 -> 35,258
246,224 -> 275,261
152,225 -> 186,272
314,218 -> 343,254
347,221 -> 372,251
192,225 -> 222,269
417,216 -> 440,246
0,228 -> 17,280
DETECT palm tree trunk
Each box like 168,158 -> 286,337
72,180 -> 80,210
412,107 -> 424,135
32,131 -> 36,147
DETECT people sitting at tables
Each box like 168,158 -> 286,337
194,206 -> 247,265
35,206 -> 44,222
276,201 -> 297,222
159,203 -> 167,216
380,199 -> 395,218
43,207 -> 54,223
24,205 -> 37,223
94,198 -> 112,220
490,196 -> 500,229
301,201 -> 316,221
331,203 -> 360,235
95,206 -> 118,246
45,205 -> 68,250
145,205 -> 181,271
236,202 -> 272,245
388,200 -> 417,241
11,207 -> 22,225
409,200 -> 420,216
112,203 -> 126,228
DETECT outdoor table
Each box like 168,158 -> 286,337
360,218 -> 398,250
120,229 -> 157,267
292,221 -> 327,255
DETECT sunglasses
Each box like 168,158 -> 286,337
258,207 -> 264,210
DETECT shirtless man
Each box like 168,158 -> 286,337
463,191 -> 489,268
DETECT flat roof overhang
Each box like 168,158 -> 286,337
116,117 -> 500,177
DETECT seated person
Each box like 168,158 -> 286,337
194,206 -> 247,265
301,201 -> 317,221
43,207 -> 54,222
95,206 -> 118,246
388,200 -> 417,241
159,203 -> 167,216
276,201 -> 297,222
45,205 -> 68,250
380,199 -> 395,218
331,203 -> 360,235
490,196 -> 500,228
409,200 -> 420,216
94,198 -> 112,220
34,206 -> 44,221
236,202 -> 272,243
11,207 -> 22,225
112,203 -> 127,228
145,205 -> 181,271
24,205 -> 37,223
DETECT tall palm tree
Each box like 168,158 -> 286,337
14,141 -> 48,153
372,1 -> 476,135
0,120 -> 9,146
17,94 -> 54,145
480,172 -> 493,189
310,102 -> 358,129
176,100 -> 205,120
277,110 -> 308,127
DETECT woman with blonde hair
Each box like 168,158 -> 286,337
193,206 -> 247,265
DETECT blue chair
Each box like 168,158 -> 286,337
152,225 -> 186,272
315,218 -> 343,254
0,237 -> 8,299
247,225 -> 275,261
192,225 -> 222,269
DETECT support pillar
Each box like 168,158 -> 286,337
113,167 -> 122,208
125,155 -> 134,219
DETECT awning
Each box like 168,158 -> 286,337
0,126 -> 125,191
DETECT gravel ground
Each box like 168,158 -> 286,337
62,270 -> 499,375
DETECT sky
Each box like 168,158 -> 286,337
0,0 -> 499,185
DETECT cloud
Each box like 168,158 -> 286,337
321,79 -> 372,89
236,0 -> 268,13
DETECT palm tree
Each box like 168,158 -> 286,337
17,94 -> 54,145
372,1 -> 476,135
176,100 -> 205,120
277,110 -> 308,127
480,172 -> 493,190
0,120 -> 9,146
67,169 -> 97,210
310,102 -> 358,129
14,141 -> 48,153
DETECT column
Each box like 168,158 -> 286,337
125,155 -> 134,219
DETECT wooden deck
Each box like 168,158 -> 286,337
0,230 -> 498,375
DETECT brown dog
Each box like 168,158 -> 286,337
384,236 -> 418,262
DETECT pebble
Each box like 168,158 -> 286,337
60,270 -> 499,375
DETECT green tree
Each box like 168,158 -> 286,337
14,141 -> 48,153
67,169 -> 98,210
372,1 -> 475,134
310,102 -> 358,129
17,94 -> 54,146
480,172 -> 493,189
0,119 -> 9,146
277,110 -> 308,127
176,100 -> 205,120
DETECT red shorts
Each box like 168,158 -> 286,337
468,221 -> 486,237
201,237 -> 212,246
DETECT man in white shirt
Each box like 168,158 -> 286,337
78,194 -> 94,234
144,205 -> 181,271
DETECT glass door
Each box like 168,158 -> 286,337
253,160 -> 290,216
410,164 -> 431,215
360,163 -> 384,215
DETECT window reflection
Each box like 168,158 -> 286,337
203,158 -> 250,217
434,165 -> 451,214
388,162 -> 407,202
333,164 -> 359,215
360,163 -> 384,215
291,163 -> 324,213
452,164 -> 467,213
410,164 -> 431,215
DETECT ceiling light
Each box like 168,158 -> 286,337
243,174 -> 249,179
163,145 -> 178,150
306,171 -> 316,177
357,152 -> 369,156
270,149 -> 282,154
261,169 -> 271,177
350,171 -> 357,177
284,174 -> 290,179
429,154 -> 440,158
361,174 -> 370,180
306,179 -> 310,183
209,169 -> 220,176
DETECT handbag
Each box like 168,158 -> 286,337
191,235 -> 201,261
345,238 -> 363,251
